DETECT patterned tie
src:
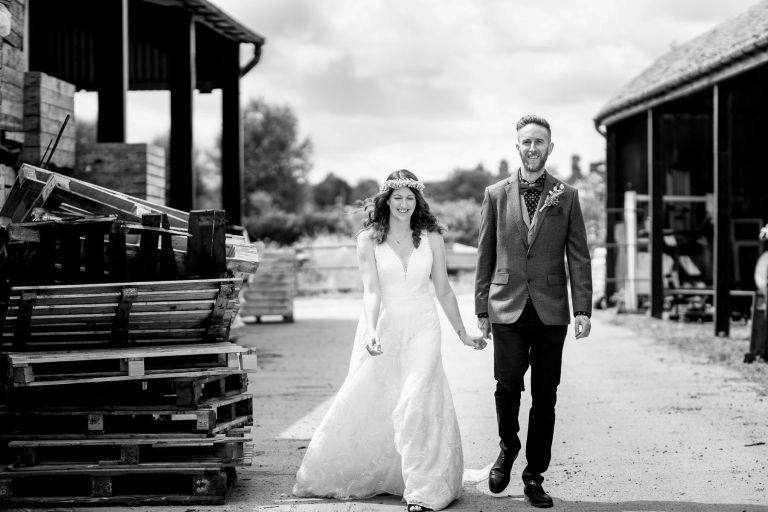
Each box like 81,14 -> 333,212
520,173 -> 546,220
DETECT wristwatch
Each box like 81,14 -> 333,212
574,311 -> 591,318
477,313 -> 489,319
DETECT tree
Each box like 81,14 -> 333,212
426,164 -> 494,203
312,172 -> 352,209
497,159 -> 510,180
351,179 -> 379,203
242,98 -> 313,214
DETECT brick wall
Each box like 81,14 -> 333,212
74,143 -> 167,205
21,71 -> 75,169
0,0 -> 25,132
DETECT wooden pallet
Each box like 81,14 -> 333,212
0,464 -> 236,506
4,342 -> 254,386
0,393 -> 253,437
8,435 -> 250,468
0,164 -> 259,278
240,248 -> 297,322
5,371 -> 250,409
1,277 -> 242,349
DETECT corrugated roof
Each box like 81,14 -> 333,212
595,0 -> 768,126
144,0 -> 265,45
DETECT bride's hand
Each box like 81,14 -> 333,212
365,333 -> 383,356
460,330 -> 487,350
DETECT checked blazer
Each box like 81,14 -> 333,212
474,172 -> 592,325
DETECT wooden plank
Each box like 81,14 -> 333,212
187,210 -> 227,278
5,309 -> 225,325
7,299 -> 234,316
12,368 -> 245,387
7,342 -> 249,364
108,231 -> 128,281
0,466 -> 231,506
160,214 -> 179,278
6,288 -> 229,307
0,394 -> 252,437
111,287 -> 137,342
9,277 -> 240,294
12,291 -> 35,349
84,231 -> 107,282
136,213 -> 161,280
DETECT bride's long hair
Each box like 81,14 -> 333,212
361,169 -> 443,247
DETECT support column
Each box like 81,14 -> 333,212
605,127 -> 618,299
648,109 -> 664,318
713,84 -> 732,336
221,40 -> 243,227
168,9 -> 196,211
96,0 -> 127,142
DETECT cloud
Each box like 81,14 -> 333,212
120,0 -> 763,184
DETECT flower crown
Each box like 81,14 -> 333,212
380,178 -> 425,193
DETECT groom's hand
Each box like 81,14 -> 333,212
574,315 -> 591,339
477,317 -> 491,339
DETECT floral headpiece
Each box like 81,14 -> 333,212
380,178 -> 425,193
760,223 -> 768,241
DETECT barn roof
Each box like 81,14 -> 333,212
595,0 -> 768,126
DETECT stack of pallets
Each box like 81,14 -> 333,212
0,164 -> 259,506
240,247 -> 298,323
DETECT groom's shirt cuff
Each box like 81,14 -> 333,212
574,311 -> 591,318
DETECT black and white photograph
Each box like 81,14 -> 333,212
0,1 -> 766,511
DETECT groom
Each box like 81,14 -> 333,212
475,115 -> 592,508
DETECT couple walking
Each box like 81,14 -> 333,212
293,115 -> 593,510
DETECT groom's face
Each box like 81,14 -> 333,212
516,123 -> 554,173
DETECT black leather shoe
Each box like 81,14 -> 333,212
524,479 -> 553,508
488,450 -> 515,493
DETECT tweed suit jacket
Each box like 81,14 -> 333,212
474,172 -> 592,325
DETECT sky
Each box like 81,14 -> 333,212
77,0 -> 762,185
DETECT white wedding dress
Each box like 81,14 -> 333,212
293,232 -> 463,510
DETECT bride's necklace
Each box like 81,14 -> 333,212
390,229 -> 412,245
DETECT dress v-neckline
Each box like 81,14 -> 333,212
384,240 -> 416,276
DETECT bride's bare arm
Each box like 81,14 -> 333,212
429,232 -> 486,350
357,232 -> 383,355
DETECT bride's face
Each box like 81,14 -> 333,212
387,187 -> 416,222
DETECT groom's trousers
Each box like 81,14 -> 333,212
491,298 -> 567,484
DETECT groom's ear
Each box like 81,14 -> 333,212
547,142 -> 554,155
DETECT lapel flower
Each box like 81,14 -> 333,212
539,183 -> 566,212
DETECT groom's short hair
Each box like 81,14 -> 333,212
516,115 -> 551,135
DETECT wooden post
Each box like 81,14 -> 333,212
714,84 -> 732,336
605,126 -> 618,299
60,231 -> 81,283
168,9 -> 196,211
221,39 -> 243,226
108,229 -> 127,281
648,109 -> 664,318
187,210 -> 227,278
137,214 -> 162,280
96,0 -> 128,142
624,190 -> 638,311
84,229 -> 106,282
159,214 -> 179,279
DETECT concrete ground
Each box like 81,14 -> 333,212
25,294 -> 768,512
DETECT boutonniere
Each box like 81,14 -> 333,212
539,183 -> 566,212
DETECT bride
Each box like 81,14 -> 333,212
293,169 -> 487,511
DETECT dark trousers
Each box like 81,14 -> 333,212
492,299 -> 567,484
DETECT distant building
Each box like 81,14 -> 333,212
0,0 -> 264,225
594,0 -> 768,335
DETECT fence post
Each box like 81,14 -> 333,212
624,190 -> 638,312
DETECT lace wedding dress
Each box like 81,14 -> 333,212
293,232 -> 463,510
